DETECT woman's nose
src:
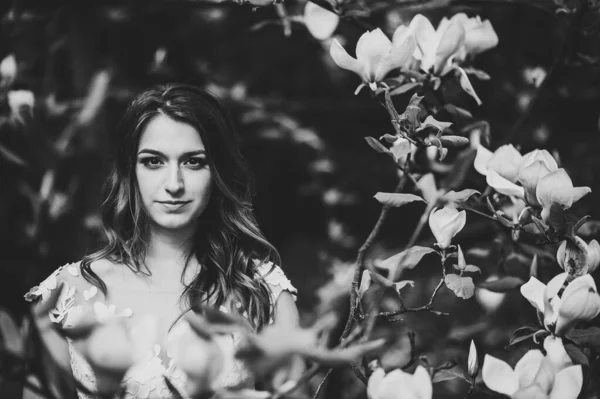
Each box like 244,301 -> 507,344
165,164 -> 184,195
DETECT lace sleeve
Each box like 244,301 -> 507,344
254,261 -> 297,305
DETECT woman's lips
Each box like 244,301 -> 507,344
157,201 -> 191,211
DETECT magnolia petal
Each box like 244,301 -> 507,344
367,368 -> 386,399
412,366 -> 433,399
570,186 -> 591,204
543,336 -> 572,371
518,160 -> 553,207
520,149 -> 558,171
488,144 -> 522,183
464,20 -> 499,55
543,273 -> 568,330
474,144 -> 493,176
377,369 -> 419,399
520,276 -> 546,313
588,239 -> 600,274
536,169 -> 575,210
557,274 -> 600,334
374,35 -> 416,81
514,349 -> 544,389
434,20 -> 465,74
330,40 -> 364,78
549,365 -> 583,399
513,385 -> 548,399
481,355 -> 519,396
556,240 -> 567,270
430,207 -> 467,249
356,29 -> 392,83
455,66 -> 482,105
409,14 -> 437,71
486,169 -> 524,198
304,2 -> 339,41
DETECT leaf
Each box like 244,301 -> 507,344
416,173 -> 439,204
374,192 -> 426,207
0,143 -> 27,166
390,82 -> 421,96
440,148 -> 476,191
445,274 -> 475,299
443,104 -> 473,119
377,246 -> 437,278
463,67 -> 491,80
563,342 -> 589,366
441,189 -> 480,208
462,265 -> 481,274
392,280 -> 415,294
566,327 -> 600,349
432,369 -> 464,383
455,66 -> 482,105
547,203 -> 567,234
365,137 -> 391,154
417,115 -> 453,133
439,135 -> 469,147
508,325 -> 546,347
477,276 -> 524,292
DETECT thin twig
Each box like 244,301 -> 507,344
312,369 -> 332,399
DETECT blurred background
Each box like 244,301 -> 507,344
1,0 -> 600,398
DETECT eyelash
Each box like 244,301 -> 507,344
140,157 -> 207,169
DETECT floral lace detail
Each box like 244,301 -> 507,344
255,261 -> 298,305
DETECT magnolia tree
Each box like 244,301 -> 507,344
1,1 -> 600,399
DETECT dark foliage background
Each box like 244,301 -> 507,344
1,0 -> 600,398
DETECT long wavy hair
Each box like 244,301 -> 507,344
80,84 -> 279,330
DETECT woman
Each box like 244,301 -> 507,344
25,84 -> 299,399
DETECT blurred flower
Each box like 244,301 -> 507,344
367,366 -> 432,399
8,90 -> 34,123
390,137 -> 416,167
451,14 -> 499,62
474,144 -> 524,197
536,169 -> 591,221
482,337 -> 582,399
475,275 -> 506,313
517,149 -> 558,207
428,205 -> 466,250
304,2 -> 339,40
468,340 -> 478,378
329,27 -> 416,92
0,54 -> 16,86
523,66 -> 547,87
167,318 -> 233,396
521,273 -> 600,335
557,237 -> 600,276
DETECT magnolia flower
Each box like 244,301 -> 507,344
482,336 -> 582,399
467,340 -> 478,378
521,273 -> 600,335
428,205 -> 466,250
516,149 -> 558,207
330,27 -> 416,92
8,90 -> 35,123
557,237 -> 600,276
0,54 -> 16,85
304,2 -> 339,41
536,169 -> 591,221
367,366 -> 432,399
390,137 -> 416,167
475,275 -> 506,313
167,319 -> 234,397
451,14 -> 499,62
474,144 -> 524,197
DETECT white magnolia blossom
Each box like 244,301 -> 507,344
367,366 -> 432,399
7,90 -> 35,122
0,54 -> 16,85
474,144 -> 524,197
521,273 -> 600,335
428,205 -> 466,250
557,237 -> 600,276
535,168 -> 591,221
482,336 -> 582,399
330,27 -> 416,92
516,149 -> 558,207
303,2 -> 339,41
467,340 -> 478,378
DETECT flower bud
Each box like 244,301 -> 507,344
555,274 -> 600,335
0,54 -> 16,85
456,245 -> 467,271
557,237 -> 590,277
428,205 -> 466,250
468,340 -> 479,378
7,90 -> 34,122
588,239 -> 600,274
390,137 -> 413,167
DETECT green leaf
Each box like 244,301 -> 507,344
443,104 -> 473,119
390,82 -> 421,96
462,265 -> 481,274
441,189 -> 480,208
566,327 -> 600,349
445,274 -> 475,299
378,246 -> 437,278
417,115 -> 453,134
374,193 -> 426,207
455,66 -> 482,105
432,369 -> 464,383
564,342 -> 589,366
365,137 -> 391,154
439,135 -> 469,147
463,67 -> 491,80
508,325 -> 546,347
477,276 -> 525,292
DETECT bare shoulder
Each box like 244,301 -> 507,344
86,257 -> 121,280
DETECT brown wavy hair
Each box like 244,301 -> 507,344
80,84 -> 279,330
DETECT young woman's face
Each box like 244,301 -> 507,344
136,114 -> 212,233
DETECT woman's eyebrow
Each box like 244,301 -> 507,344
137,149 -> 206,157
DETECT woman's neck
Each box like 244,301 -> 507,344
145,224 -> 196,271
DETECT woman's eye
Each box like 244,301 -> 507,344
141,157 -> 163,168
185,158 -> 207,168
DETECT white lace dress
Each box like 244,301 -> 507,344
24,261 -> 297,399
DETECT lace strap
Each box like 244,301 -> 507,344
254,261 -> 297,304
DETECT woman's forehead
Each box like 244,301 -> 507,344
138,115 -> 205,153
